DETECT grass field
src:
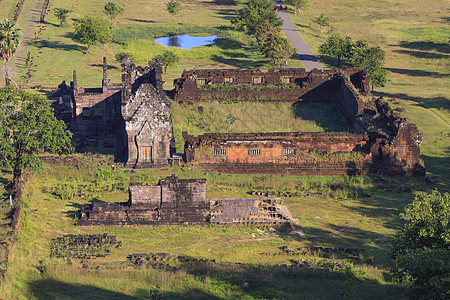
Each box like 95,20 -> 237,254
0,159 -> 432,299
171,101 -> 350,151
0,0 -> 449,298
288,0 -> 450,190
0,0 -> 304,87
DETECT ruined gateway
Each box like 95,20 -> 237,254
52,59 -> 424,176
78,175 -> 291,226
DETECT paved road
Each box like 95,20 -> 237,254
275,4 -> 323,71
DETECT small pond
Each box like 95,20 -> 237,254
154,34 -> 217,50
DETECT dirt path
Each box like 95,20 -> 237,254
275,2 -> 323,71
7,0 -> 43,81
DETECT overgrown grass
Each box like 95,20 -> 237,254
171,101 -> 350,151
0,158 -> 434,299
3,0 -> 303,87
288,0 -> 450,190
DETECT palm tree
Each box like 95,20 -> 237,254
54,8 -> 72,26
0,19 -> 22,86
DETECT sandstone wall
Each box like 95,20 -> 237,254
173,67 -> 370,103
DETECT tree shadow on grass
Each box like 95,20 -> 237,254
212,0 -> 237,6
127,18 -> 156,23
32,40 -> 85,53
28,278 -> 224,300
28,263 -> 407,299
398,41 -> 450,54
215,9 -> 236,21
392,49 -> 448,60
386,67 -> 449,78
421,153 -> 450,192
211,56 -> 268,69
28,279 -> 142,300
214,37 -> 244,50
90,64 -> 119,70
373,91 -> 450,112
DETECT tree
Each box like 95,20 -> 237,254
155,50 -> 179,73
0,87 -> 74,188
231,0 -> 282,35
54,8 -> 72,26
391,190 -> 450,299
255,21 -> 294,65
318,33 -> 353,67
312,13 -> 330,32
114,52 -> 134,63
351,44 -> 387,90
166,0 -> 181,23
104,2 -> 124,24
285,0 -> 308,15
0,19 -> 22,86
73,16 -> 112,54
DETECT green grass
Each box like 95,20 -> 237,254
1,0 -> 304,87
0,159 -> 434,299
287,0 -> 450,190
171,101 -> 350,151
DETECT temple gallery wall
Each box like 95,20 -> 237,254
51,58 -> 424,177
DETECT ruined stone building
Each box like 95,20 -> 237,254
78,175 -> 290,226
175,67 -> 424,176
52,62 -> 423,176
52,57 -> 172,168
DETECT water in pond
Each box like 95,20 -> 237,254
154,34 -> 217,50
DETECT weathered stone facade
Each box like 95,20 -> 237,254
173,67 -> 370,104
120,57 -> 172,168
53,57 -> 173,168
78,175 -> 291,226
183,98 -> 424,176
51,63 -> 423,176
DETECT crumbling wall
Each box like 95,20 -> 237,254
183,123 -> 424,176
183,131 -> 372,175
69,58 -> 123,136
368,99 -> 424,175
334,75 -> 371,124
79,176 -> 209,226
173,67 -> 369,103
120,57 -> 172,168
78,176 -> 289,226
210,198 -> 289,225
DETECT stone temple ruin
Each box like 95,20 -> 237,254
177,68 -> 424,176
78,175 -> 291,226
52,57 -> 172,168
52,59 -> 424,176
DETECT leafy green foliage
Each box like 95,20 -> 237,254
391,190 -> 450,298
114,52 -> 134,63
318,33 -> 353,67
165,0 -> 181,23
253,20 -> 294,65
0,87 -> 74,187
285,0 -> 308,15
53,8 -> 72,26
231,0 -> 282,35
155,50 -> 179,73
351,43 -> 387,89
73,16 -> 112,54
312,13 -> 330,31
104,2 -> 124,22
319,33 -> 388,90
0,19 -> 22,84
